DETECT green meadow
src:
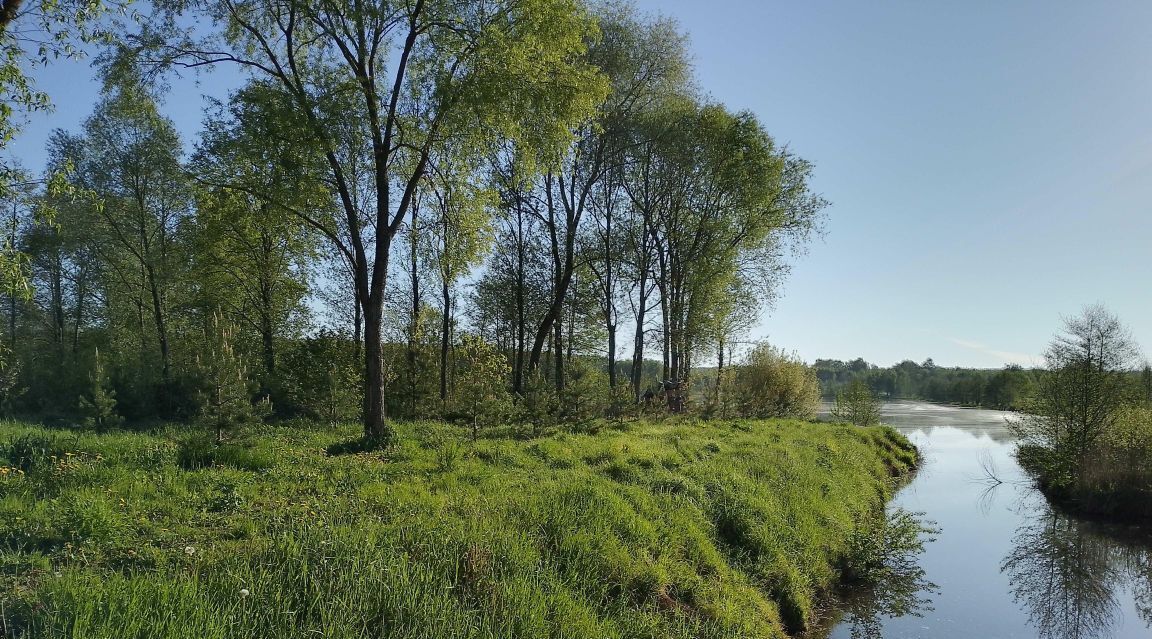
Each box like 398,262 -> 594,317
0,419 -> 916,639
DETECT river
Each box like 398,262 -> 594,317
817,400 -> 1152,639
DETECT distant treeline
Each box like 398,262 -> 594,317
813,358 -> 1040,411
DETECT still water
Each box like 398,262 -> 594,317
820,401 -> 1152,639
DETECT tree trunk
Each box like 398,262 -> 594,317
440,278 -> 450,403
352,290 -> 362,363
362,299 -> 387,440
553,313 -> 564,390
631,277 -> 648,401
715,334 -> 725,410
407,203 -> 420,417
144,263 -> 170,406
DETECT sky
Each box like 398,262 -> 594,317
9,1 -> 1152,369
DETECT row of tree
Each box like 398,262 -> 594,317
813,357 -> 1041,411
0,1 -> 824,440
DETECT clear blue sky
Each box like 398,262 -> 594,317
10,1 -> 1152,369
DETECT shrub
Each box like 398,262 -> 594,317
517,371 -> 559,436
730,343 -> 820,419
831,379 -> 882,427
560,359 -> 611,423
277,330 -> 361,424
447,334 -> 512,440
196,314 -> 270,443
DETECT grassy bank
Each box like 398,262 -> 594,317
1017,406 -> 1152,524
0,418 -> 916,639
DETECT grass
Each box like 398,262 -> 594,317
0,417 -> 917,639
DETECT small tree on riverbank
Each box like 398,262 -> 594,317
831,379 -> 882,427
1013,305 -> 1141,467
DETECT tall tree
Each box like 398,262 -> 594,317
522,2 -> 689,385
192,87 -> 323,401
426,159 -> 492,404
141,0 -> 606,442
1014,305 -> 1142,466
74,77 -> 190,414
624,101 -> 824,387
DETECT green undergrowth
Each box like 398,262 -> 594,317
0,417 -> 916,639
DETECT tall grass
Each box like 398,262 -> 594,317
0,417 -> 916,638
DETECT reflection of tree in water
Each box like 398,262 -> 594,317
1000,498 -> 1152,639
835,573 -> 937,639
1130,550 -> 1152,627
824,509 -> 939,639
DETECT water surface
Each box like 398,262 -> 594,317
820,400 -> 1152,639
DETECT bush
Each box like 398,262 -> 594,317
196,314 -> 270,443
560,359 -> 611,423
447,334 -> 512,440
831,379 -> 882,427
277,330 -> 362,424
518,371 -> 560,436
730,343 -> 820,419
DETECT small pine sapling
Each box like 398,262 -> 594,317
198,314 -> 269,443
79,348 -> 123,432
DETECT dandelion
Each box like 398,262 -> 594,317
239,588 -> 250,598
184,546 -> 196,556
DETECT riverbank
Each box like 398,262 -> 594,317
1017,442 -> 1152,524
0,418 -> 915,638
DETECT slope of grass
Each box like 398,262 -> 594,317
0,418 -> 916,639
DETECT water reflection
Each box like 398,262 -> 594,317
1001,494 -> 1152,639
822,512 -> 939,639
817,401 -> 1152,638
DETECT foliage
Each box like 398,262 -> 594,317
78,348 -> 122,432
832,379 -> 883,427
517,370 -> 560,436
448,334 -> 513,440
0,341 -> 21,415
196,314 -> 268,444
277,331 -> 361,426
0,417 -> 917,638
0,0 -> 130,153
1012,305 -> 1141,465
729,343 -> 820,419
813,357 -> 1039,411
559,358 -> 612,423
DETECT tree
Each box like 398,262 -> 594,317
141,0 -> 606,443
623,100 -> 824,386
521,2 -> 689,389
832,379 -> 882,427
79,348 -> 123,431
197,313 -> 267,443
0,0 -> 129,155
73,76 -> 191,415
1013,305 -> 1142,465
190,88 -> 322,402
426,159 -> 493,406
449,333 -> 512,441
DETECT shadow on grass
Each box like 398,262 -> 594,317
325,435 -> 393,456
